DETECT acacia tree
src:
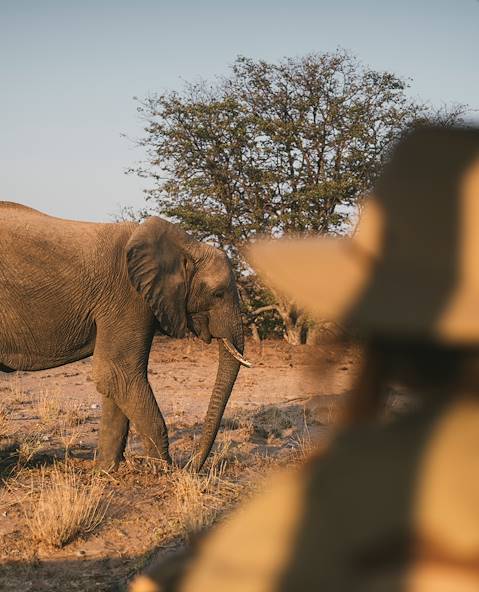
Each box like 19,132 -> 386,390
130,50 -> 464,343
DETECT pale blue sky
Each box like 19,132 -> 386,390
1,0 -> 478,221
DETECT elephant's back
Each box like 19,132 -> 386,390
0,201 -> 113,260
0,200 -> 101,235
3,207 -> 93,285
0,201 -> 45,215
4,204 -> 138,293
0,201 -> 134,294
0,199 -> 137,282
0,203 -> 134,370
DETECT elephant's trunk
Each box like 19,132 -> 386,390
191,318 -> 245,471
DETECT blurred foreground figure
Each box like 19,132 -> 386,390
131,127 -> 479,592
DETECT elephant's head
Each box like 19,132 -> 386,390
125,216 -> 250,470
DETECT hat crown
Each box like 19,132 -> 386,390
374,128 -> 479,272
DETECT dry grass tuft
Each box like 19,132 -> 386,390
170,470 -> 215,537
0,400 -> 15,439
25,463 -> 112,547
289,411 -> 315,462
35,389 -> 63,423
222,410 -> 254,434
169,470 -> 232,539
56,422 -> 85,459
123,450 -> 171,477
32,391 -> 89,458
290,430 -> 314,462
224,405 -> 294,440
62,399 -> 89,427
18,433 -> 44,465
35,390 -> 89,427
2,373 -> 27,403
253,406 -> 293,438
169,444 -> 243,540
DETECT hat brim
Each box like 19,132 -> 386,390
246,236 -> 479,345
245,237 -> 374,324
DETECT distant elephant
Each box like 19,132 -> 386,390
0,201 -> 250,471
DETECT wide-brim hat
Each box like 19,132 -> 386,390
246,127 -> 479,344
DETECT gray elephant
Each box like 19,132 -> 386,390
0,201 -> 250,470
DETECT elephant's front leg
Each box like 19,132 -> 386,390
118,375 -> 172,464
93,361 -> 171,467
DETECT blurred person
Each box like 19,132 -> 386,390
131,127 -> 479,592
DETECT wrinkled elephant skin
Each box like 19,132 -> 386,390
0,202 -> 248,470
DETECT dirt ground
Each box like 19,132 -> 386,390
0,336 -> 359,592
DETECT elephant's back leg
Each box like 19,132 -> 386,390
97,397 -> 130,471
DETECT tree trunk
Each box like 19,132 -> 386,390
284,324 -> 303,345
306,324 -> 319,345
249,289 -> 310,345
250,322 -> 261,343
277,298 -> 308,345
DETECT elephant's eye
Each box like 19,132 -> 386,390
213,289 -> 225,299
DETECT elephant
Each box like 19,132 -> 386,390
0,201 -> 251,471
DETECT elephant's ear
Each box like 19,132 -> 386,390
126,217 -> 192,338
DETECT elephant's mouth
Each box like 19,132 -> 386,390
187,314 -> 252,367
187,313 -> 212,343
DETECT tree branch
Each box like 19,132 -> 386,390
251,304 -> 281,316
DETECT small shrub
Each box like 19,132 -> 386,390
252,406 -> 293,439
25,463 -> 111,547
222,411 -> 254,435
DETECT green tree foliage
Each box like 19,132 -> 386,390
130,50 -> 465,343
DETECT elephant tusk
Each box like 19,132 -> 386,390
221,338 -> 253,368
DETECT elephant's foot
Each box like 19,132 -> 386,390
96,440 -> 127,472
95,451 -> 124,473
139,455 -> 173,476
136,416 -> 172,466
142,440 -> 172,466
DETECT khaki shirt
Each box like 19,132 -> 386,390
132,397 -> 479,592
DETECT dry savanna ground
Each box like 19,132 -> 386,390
0,336 -> 360,591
